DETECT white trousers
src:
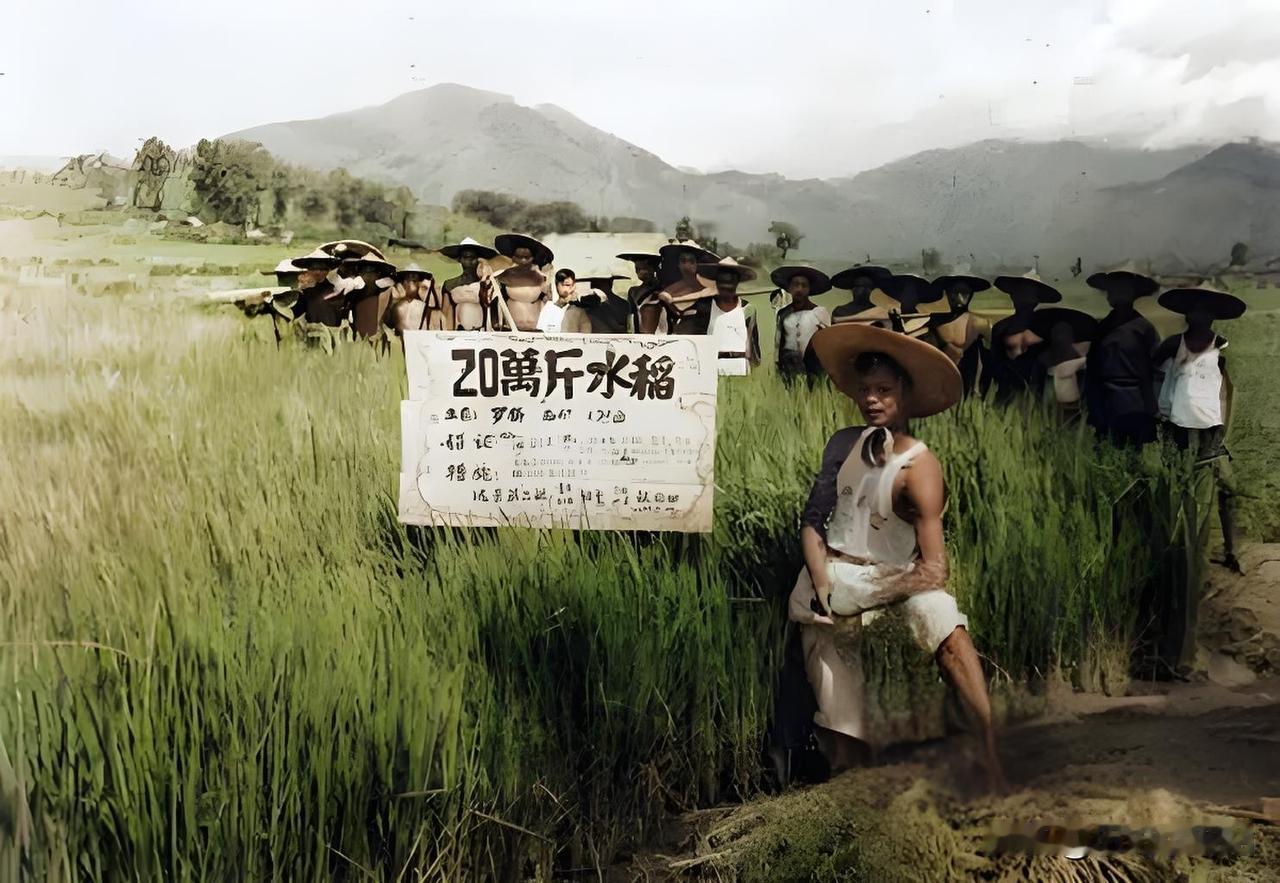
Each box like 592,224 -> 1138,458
787,561 -> 968,740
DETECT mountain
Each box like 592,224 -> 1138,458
225,84 -> 1275,267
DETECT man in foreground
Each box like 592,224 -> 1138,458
790,323 -> 1005,790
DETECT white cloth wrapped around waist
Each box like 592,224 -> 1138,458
787,559 -> 967,656
827,560 -> 913,616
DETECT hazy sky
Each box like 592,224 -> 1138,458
2,0 -> 1277,178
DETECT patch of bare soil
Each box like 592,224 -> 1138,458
1200,544 -> 1280,679
619,675 -> 1280,882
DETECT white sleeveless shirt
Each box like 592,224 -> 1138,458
708,301 -> 750,376
825,431 -> 926,568
1159,336 -> 1225,429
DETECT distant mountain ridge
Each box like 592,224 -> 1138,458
225,84 -> 1278,267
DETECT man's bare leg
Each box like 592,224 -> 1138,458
934,626 -> 1007,791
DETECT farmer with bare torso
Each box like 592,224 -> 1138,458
494,233 -> 553,332
619,252 -> 664,334
830,265 -> 893,325
790,323 -> 1004,789
440,237 -> 499,331
656,241 -> 717,334
387,263 -> 449,334
929,271 -> 992,394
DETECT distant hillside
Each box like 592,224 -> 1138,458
225,84 -> 1276,267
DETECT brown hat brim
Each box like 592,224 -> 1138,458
1087,270 -> 1159,297
439,242 -> 498,261
1029,308 -> 1100,342
770,265 -> 832,295
830,265 -> 893,290
494,233 -> 554,266
811,323 -> 962,419
932,275 -> 991,295
1158,288 -> 1246,320
885,274 -> 946,305
994,276 -> 1063,304
616,252 -> 661,264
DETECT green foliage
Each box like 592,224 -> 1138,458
1,295 -> 1212,880
1230,241 -> 1248,266
190,138 -> 275,226
451,190 -> 591,237
921,247 -> 942,273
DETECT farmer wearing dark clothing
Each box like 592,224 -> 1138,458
290,247 -> 344,326
1084,265 -> 1160,447
1154,283 -> 1246,573
989,271 -> 1060,403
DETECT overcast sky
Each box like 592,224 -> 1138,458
2,0 -> 1276,178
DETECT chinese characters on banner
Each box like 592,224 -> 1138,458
399,332 -> 718,531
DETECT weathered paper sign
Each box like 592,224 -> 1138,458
400,332 -> 717,531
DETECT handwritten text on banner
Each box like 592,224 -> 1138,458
399,331 -> 718,532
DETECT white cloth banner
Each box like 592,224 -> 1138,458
400,331 -> 718,532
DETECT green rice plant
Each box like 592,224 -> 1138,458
0,297 -> 1210,879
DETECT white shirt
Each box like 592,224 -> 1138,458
1048,355 -> 1087,404
1159,336 -> 1225,429
708,301 -> 750,376
536,300 -> 567,334
781,306 -> 831,360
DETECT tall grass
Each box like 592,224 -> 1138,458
1,294 -> 1206,879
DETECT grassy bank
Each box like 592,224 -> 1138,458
0,286 -> 1245,880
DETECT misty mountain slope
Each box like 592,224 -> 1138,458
224,84 -> 1274,265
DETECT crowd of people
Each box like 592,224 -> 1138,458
246,233 -> 1247,787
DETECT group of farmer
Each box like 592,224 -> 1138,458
763,262 -> 1247,790
249,234 -> 1245,788
256,235 -> 768,376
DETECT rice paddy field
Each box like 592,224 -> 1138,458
3,209 -> 1280,880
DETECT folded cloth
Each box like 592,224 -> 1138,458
827,560 -> 910,616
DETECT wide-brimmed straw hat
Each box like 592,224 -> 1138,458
393,262 -> 432,280
770,265 -> 832,296
263,258 -> 302,276
659,240 -> 718,264
494,233 -> 554,266
438,237 -> 498,261
830,265 -> 893,290
931,272 -> 991,295
290,247 -> 341,270
1029,307 -> 1100,342
811,323 -> 962,418
616,251 -> 661,264
321,239 -> 386,261
1086,261 -> 1159,297
1158,284 -> 1247,320
994,270 -> 1063,304
885,273 -> 945,305
697,256 -> 757,284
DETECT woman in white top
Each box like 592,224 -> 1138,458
1154,283 -> 1246,572
790,324 -> 1004,789
1031,308 -> 1097,421
771,266 -> 832,382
